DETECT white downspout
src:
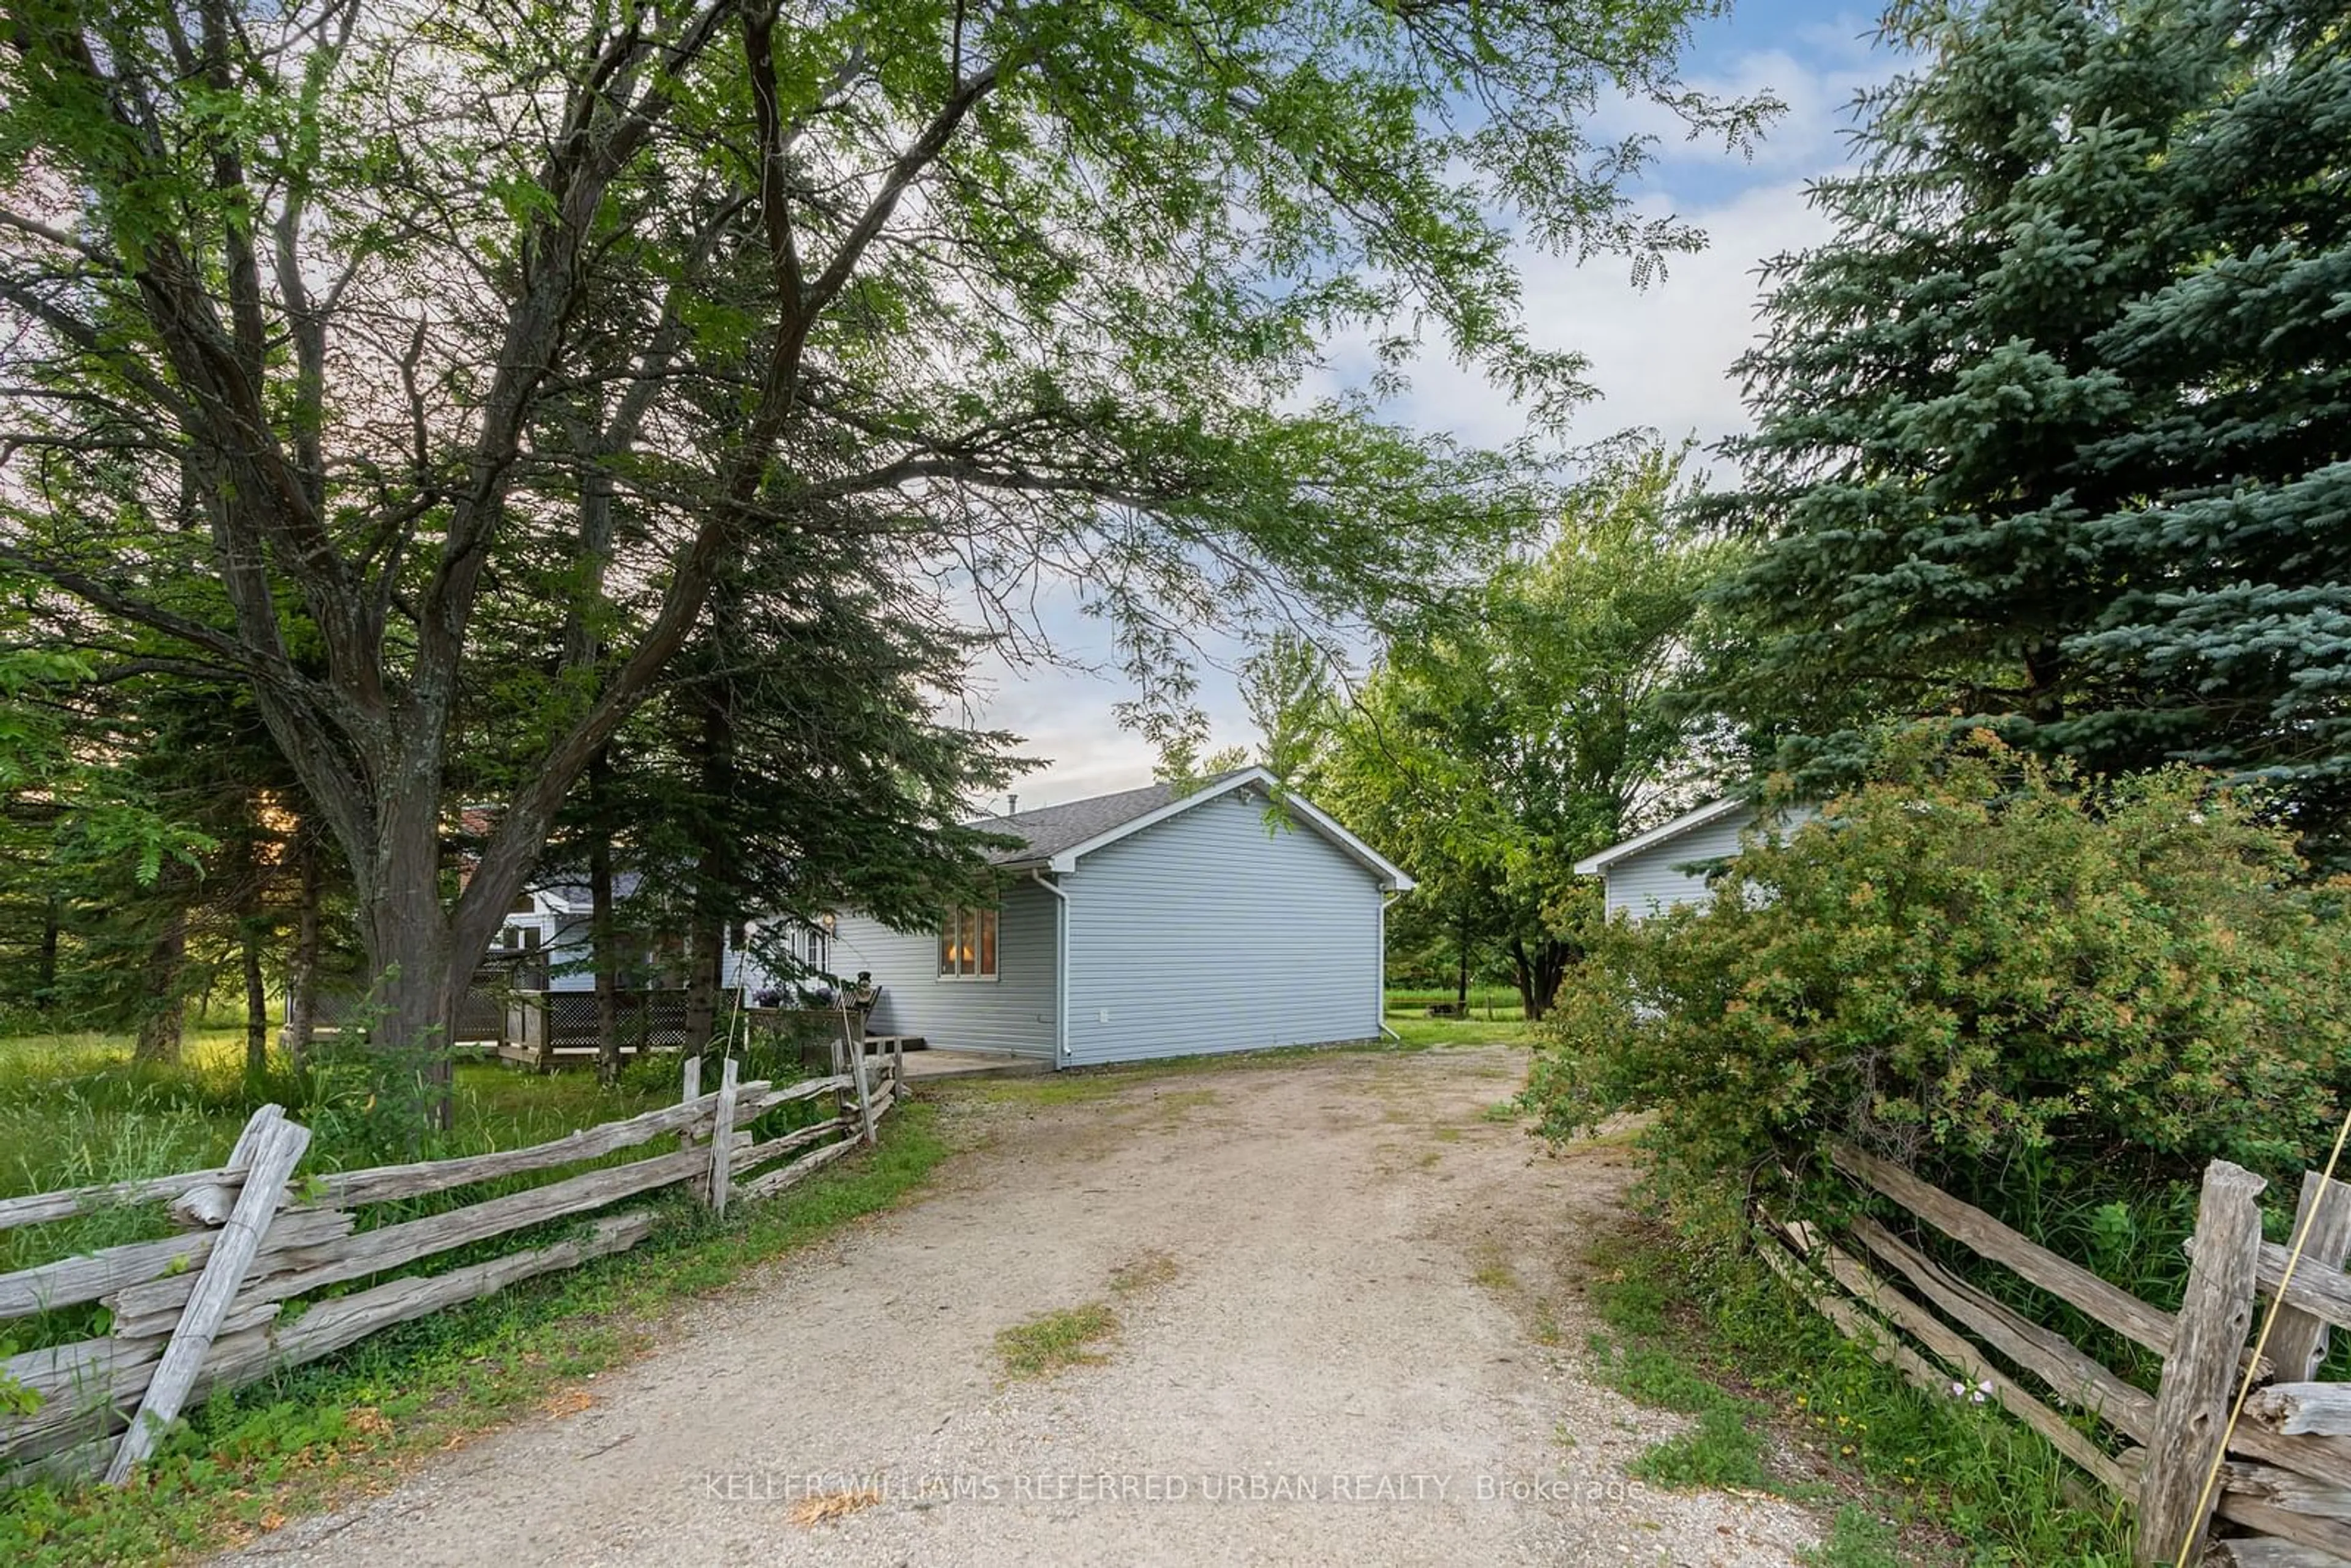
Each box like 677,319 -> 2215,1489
1378,890 -> 1403,1042
1030,871 -> 1071,1068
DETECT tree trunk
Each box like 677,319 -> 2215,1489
134,908 -> 188,1064
36,893 -> 59,1012
683,918 -> 726,1063
589,748 -> 622,1086
1455,901 -> 1471,1011
285,828 -> 323,1068
351,782 -> 462,1131
1510,936 -> 1576,1022
241,918 -> 269,1081
2023,639 -> 2068,726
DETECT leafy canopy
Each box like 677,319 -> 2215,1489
0,0 -> 1772,1038
1312,445 -> 1741,1015
1530,731 -> 2351,1210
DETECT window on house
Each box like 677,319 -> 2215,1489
938,906 -> 998,979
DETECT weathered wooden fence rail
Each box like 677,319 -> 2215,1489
1757,1141 -> 2351,1566
0,1052 -> 899,1490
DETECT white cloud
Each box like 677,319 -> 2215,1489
960,22 -> 1895,805
1603,15 -> 1894,181
1393,176 -> 1839,463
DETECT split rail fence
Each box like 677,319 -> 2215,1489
1758,1141 -> 2351,1566
0,1052 -> 901,1490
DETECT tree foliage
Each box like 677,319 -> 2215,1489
1709,0 -> 2351,860
1530,732 -> 2351,1215
1313,446 -> 1739,1016
0,0 -> 1768,1062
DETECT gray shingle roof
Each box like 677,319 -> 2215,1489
534,870 -> 646,911
970,775 -> 1246,865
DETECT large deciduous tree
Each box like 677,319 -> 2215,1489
1314,448 -> 1739,1018
1710,0 -> 2351,860
0,0 -> 1768,1082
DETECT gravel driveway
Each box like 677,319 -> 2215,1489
227,1044 -> 1824,1567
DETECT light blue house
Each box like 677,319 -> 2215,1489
1573,796 -> 1815,921
828,767 -> 1413,1067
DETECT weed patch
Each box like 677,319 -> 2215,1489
1468,1242 -> 1517,1293
1630,1402 -> 1771,1491
995,1302 -> 1119,1378
1588,1219 -> 2133,1565
1803,1504 -> 1903,1567
1108,1251 -> 1179,1295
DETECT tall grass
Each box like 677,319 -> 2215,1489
1875,1146 -> 2351,1396
0,1026 -> 833,1358
0,1101 -> 953,1564
1588,1221 -> 2137,1564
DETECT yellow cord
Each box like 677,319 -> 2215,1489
2172,1102 -> 2351,1565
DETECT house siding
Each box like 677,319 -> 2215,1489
1060,786 -> 1384,1066
828,879 -> 1059,1057
1601,805 -> 1817,920
1602,810 -> 1754,921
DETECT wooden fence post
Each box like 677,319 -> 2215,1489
850,1052 -> 877,1147
103,1106 -> 310,1484
2267,1171 -> 2351,1384
708,1056 -> 739,1216
2139,1160 -> 2267,1567
679,1052 -> 703,1163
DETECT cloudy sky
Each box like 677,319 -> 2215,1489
961,1 -> 1902,813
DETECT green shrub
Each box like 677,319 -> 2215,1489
613,1047 -> 686,1100
1529,732 -> 2351,1214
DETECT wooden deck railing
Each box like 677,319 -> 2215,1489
1760,1141 -> 2351,1566
0,1053 -> 900,1489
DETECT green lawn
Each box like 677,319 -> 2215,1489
1380,989 -> 1535,1051
1383,984 -> 1524,1020
1379,1013 -> 1534,1050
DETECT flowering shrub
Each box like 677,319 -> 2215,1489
1529,733 -> 2351,1207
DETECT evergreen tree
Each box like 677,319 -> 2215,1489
1712,0 -> 2351,857
574,522 -> 1025,1061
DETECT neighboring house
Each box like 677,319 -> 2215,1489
487,873 -> 822,997
828,767 -> 1414,1068
1573,797 -> 1815,921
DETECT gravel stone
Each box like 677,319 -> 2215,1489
220,1045 -> 1825,1567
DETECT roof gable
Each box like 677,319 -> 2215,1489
977,767 -> 1414,890
1572,797 -> 1758,876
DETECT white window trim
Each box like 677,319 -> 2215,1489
936,905 -> 1000,982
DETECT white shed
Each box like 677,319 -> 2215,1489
1573,797 -> 1809,921
828,767 -> 1413,1068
